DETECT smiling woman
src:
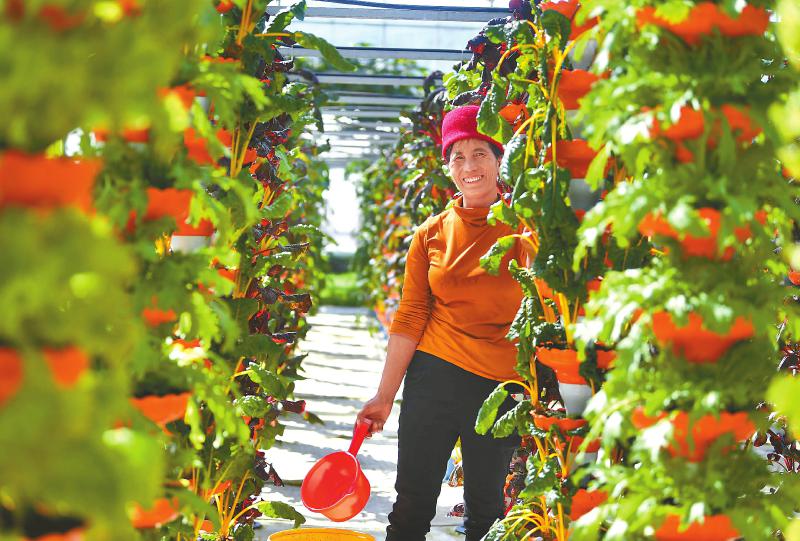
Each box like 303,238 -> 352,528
357,105 -> 528,541
442,106 -> 505,209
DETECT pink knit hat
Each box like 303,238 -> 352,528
441,105 -> 505,159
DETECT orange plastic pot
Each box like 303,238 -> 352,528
92,127 -> 150,143
158,85 -> 196,110
789,271 -> 800,286
649,105 -> 761,162
130,392 -> 191,426
301,420 -> 371,522
557,70 -> 603,110
0,348 -> 24,407
535,348 -> 615,384
649,106 -> 706,142
631,408 -> 754,462
715,4 -> 770,38
638,208 -> 760,260
655,513 -> 739,541
636,3 -> 717,45
532,413 -> 587,432
651,311 -> 754,363
24,528 -> 84,541
131,497 -> 181,529
539,0 -> 598,40
555,434 -> 601,454
544,140 -> 599,179
184,128 -> 257,165
570,489 -> 607,521
174,218 -> 214,236
42,347 -> 89,388
499,103 -> 529,129
0,151 -> 100,212
142,187 -> 192,223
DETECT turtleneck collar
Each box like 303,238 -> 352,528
452,195 -> 492,226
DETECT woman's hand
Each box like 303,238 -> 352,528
357,394 -> 394,436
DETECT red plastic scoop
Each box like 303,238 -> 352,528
301,419 -> 371,522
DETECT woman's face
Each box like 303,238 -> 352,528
447,138 -> 502,208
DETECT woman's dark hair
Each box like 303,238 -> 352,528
445,142 -> 503,162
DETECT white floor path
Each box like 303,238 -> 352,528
257,306 -> 464,541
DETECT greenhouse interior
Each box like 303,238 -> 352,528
4,0 -> 800,540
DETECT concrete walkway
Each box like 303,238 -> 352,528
257,306 -> 465,541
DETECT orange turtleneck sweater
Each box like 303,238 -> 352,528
389,197 -> 526,381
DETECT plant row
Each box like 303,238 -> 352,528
0,1 -> 352,539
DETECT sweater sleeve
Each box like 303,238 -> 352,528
388,223 -> 432,342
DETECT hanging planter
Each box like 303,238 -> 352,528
638,208 -> 764,260
535,347 -> 615,384
130,392 -> 191,426
92,127 -> 150,144
788,271 -> 800,286
636,3 -> 769,46
0,151 -> 101,212
500,102 -> 529,130
545,139 -> 599,179
532,413 -> 587,432
42,347 -> 89,388
127,187 -> 193,235
654,513 -> 739,541
650,311 -> 754,363
158,85 -> 196,111
557,69 -> 603,110
569,489 -> 608,521
631,408 -> 755,462
0,348 -> 24,407
183,127 -> 257,166
649,104 -> 761,162
130,497 -> 181,529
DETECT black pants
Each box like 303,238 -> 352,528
386,351 -> 521,541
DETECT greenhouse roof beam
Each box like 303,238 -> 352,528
324,120 -> 405,129
265,6 -> 506,22
324,130 -> 400,138
332,94 -> 420,106
278,46 -> 469,61
322,108 -> 406,118
287,73 -> 441,86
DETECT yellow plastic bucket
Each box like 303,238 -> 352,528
268,528 -> 375,541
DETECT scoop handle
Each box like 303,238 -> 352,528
348,419 -> 371,456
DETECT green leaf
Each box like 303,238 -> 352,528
235,395 -> 270,417
293,31 -> 356,72
267,0 -> 306,32
768,376 -> 800,435
540,10 -> 572,49
263,192 -> 294,220
256,501 -> 306,528
475,385 -> 509,434
246,366 -> 285,396
585,144 -> 609,189
480,235 -> 517,275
